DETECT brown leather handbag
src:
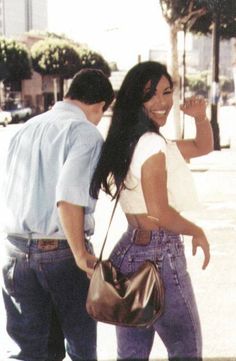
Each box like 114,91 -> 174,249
86,195 -> 165,328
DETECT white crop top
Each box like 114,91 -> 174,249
119,132 -> 199,214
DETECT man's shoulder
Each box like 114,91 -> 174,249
69,119 -> 103,144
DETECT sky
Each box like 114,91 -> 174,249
47,0 -> 170,69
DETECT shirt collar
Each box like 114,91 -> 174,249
52,101 -> 87,120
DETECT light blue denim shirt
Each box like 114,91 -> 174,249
1,101 -> 103,238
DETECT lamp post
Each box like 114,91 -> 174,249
211,9 -> 221,150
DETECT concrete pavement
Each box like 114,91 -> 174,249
0,124 -> 236,360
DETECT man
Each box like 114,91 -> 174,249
1,69 -> 114,361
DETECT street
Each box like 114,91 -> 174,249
0,108 -> 236,360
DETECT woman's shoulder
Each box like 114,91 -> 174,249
130,132 -> 167,178
136,132 -> 166,151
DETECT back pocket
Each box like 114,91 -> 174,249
2,256 -> 17,296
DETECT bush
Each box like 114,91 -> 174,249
186,73 -> 210,97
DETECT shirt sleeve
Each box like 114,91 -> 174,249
56,124 -> 103,209
131,132 -> 167,179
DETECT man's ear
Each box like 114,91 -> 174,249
94,101 -> 106,112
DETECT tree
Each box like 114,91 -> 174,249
190,0 -> 236,149
0,37 -> 32,99
159,0 -> 206,138
77,48 -> 111,77
31,38 -> 81,100
31,37 -> 112,105
159,0 -> 236,147
190,0 -> 236,39
186,73 -> 210,97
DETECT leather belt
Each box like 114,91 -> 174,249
36,239 -> 62,251
133,229 -> 152,245
7,234 -> 67,251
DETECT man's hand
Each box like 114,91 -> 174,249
58,201 -> 97,277
192,231 -> 210,270
75,251 -> 97,278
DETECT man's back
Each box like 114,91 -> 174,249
2,101 -> 103,237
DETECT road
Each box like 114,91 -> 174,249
0,109 -> 236,360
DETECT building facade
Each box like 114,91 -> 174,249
0,0 -> 47,37
0,0 -> 48,112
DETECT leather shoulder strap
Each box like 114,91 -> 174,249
98,192 -> 120,261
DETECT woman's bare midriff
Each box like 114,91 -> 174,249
125,213 -> 160,230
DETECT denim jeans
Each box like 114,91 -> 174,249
47,306 -> 65,361
1,236 -> 97,361
109,225 -> 202,361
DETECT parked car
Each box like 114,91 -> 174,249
0,109 -> 12,127
5,103 -> 33,123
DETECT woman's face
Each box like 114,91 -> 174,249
143,76 -> 173,128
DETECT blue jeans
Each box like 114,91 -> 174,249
47,306 -> 65,361
1,236 -> 97,361
109,226 -> 202,361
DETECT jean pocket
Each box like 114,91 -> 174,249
126,251 -> 159,274
2,256 -> 17,296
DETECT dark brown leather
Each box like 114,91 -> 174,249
133,229 -> 152,245
86,259 -> 164,328
37,239 -> 59,251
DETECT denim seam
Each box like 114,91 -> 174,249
175,271 -> 200,356
165,241 -> 200,356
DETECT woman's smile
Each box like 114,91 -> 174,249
143,76 -> 173,127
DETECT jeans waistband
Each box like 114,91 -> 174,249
127,224 -> 181,244
7,235 -> 69,251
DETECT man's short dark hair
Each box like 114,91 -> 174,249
65,68 -> 114,111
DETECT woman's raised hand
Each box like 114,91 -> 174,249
180,96 -> 207,120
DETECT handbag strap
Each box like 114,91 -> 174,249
98,191 -> 121,261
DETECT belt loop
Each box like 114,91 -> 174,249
131,229 -> 138,243
27,233 -> 32,246
26,233 -> 32,262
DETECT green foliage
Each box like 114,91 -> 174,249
27,30 -> 81,45
159,0 -> 236,39
186,72 -> 210,96
220,76 -> 234,93
159,0 -> 191,24
31,38 -> 111,79
189,0 -> 236,39
31,38 -> 81,78
77,48 -> 111,77
0,37 -> 32,82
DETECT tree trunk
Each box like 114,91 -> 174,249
168,24 -> 182,139
58,77 -> 64,101
53,78 -> 58,103
232,39 -> 236,101
0,81 -> 4,107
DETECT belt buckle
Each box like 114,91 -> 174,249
37,239 -> 59,251
134,230 -> 152,245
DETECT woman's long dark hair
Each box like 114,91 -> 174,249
90,61 -> 173,199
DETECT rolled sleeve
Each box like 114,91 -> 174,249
56,131 -> 103,210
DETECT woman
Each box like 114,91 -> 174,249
90,61 -> 213,360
